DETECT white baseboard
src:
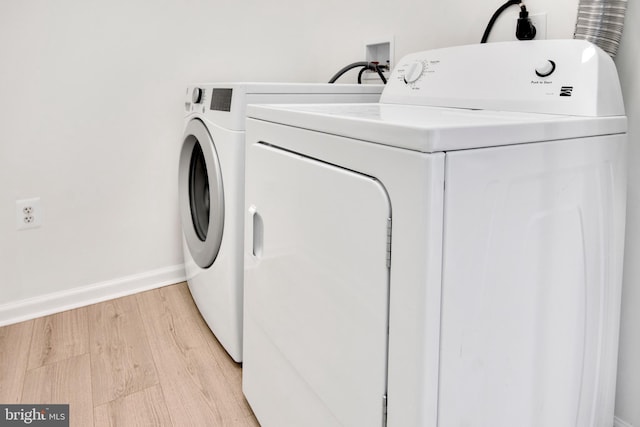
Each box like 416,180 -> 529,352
615,416 -> 634,427
0,264 -> 186,326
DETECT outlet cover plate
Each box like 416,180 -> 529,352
16,197 -> 42,230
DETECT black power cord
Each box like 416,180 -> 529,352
357,67 -> 368,84
328,61 -> 388,84
481,1 -> 536,43
516,5 -> 537,40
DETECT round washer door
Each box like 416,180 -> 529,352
179,118 -> 224,268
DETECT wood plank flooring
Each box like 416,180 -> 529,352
0,282 -> 259,427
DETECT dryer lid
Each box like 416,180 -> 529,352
246,103 -> 626,153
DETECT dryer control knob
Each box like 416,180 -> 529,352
535,60 -> 556,77
403,61 -> 424,84
192,87 -> 204,104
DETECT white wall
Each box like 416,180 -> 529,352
2,1 -> 637,425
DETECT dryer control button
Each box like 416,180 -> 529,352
192,87 -> 204,104
403,61 -> 424,84
535,60 -> 556,77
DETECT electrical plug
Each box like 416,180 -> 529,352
516,4 -> 537,40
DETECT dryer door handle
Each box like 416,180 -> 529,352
249,205 -> 264,258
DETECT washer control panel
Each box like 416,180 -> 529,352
381,40 -> 624,117
185,86 -> 207,114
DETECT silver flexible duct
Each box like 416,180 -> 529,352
574,0 -> 628,58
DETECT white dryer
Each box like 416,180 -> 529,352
242,41 -> 627,426
179,83 -> 382,362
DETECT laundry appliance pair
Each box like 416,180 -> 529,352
178,83 -> 383,362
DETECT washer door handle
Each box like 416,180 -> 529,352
249,205 -> 264,258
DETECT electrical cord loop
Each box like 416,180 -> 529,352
328,61 -> 388,84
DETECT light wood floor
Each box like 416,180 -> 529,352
0,282 -> 259,426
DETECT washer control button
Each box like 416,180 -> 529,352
535,60 -> 556,78
192,87 -> 204,104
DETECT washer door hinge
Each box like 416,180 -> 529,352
386,218 -> 392,268
382,393 -> 388,426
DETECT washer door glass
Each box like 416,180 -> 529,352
179,119 -> 224,268
189,142 -> 210,241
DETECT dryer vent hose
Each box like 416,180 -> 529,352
574,0 -> 627,58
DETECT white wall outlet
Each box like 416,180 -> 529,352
363,37 -> 394,83
16,197 -> 42,230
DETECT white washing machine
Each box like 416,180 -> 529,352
179,83 -> 383,362
242,41 -> 627,426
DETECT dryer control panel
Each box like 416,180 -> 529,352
381,40 -> 624,117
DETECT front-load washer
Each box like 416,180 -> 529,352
242,41 -> 627,427
179,83 -> 383,362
